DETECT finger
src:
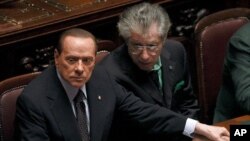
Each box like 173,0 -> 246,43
221,128 -> 230,137
221,135 -> 229,141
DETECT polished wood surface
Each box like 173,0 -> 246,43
0,0 -> 145,47
1,0 -> 147,80
0,0 -> 200,81
214,115 -> 250,130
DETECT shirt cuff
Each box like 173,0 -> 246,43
183,118 -> 198,138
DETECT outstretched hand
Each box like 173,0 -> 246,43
194,122 -> 229,141
192,134 -> 229,141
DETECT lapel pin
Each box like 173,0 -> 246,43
98,95 -> 102,100
169,65 -> 173,70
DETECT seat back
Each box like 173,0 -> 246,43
195,8 -> 250,35
194,8 -> 250,124
97,39 -> 117,52
0,72 -> 41,141
96,50 -> 110,63
96,39 -> 117,63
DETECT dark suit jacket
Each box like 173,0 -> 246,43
97,39 -> 199,141
14,65 -> 187,141
214,22 -> 250,123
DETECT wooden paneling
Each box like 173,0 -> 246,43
0,0 -> 198,81
0,0 -> 145,47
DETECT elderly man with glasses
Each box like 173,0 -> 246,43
97,2 -> 199,141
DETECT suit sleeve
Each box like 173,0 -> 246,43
228,31 -> 250,112
112,80 -> 188,135
14,93 -> 50,141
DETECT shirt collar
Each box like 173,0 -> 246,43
56,70 -> 87,102
152,57 -> 162,71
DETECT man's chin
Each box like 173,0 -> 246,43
70,82 -> 85,88
138,65 -> 153,71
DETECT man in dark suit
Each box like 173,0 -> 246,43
14,28 -> 229,141
214,22 -> 250,123
96,2 -> 198,141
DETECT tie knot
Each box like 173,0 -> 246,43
74,90 -> 86,104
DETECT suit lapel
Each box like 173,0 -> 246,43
87,82 -> 108,141
135,71 -> 164,105
161,52 -> 175,108
50,93 -> 81,141
47,68 -> 81,141
116,46 -> 164,105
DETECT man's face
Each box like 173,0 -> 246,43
128,23 -> 163,71
54,36 -> 96,88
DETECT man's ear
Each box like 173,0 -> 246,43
54,49 -> 59,66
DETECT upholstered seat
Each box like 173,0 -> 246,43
194,8 -> 250,124
0,72 -> 41,141
96,39 -> 117,63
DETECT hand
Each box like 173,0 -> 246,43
192,135 -> 229,141
192,134 -> 212,141
192,134 -> 229,141
194,122 -> 229,141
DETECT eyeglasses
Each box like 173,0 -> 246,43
128,43 -> 161,55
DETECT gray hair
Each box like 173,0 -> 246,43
117,2 -> 171,42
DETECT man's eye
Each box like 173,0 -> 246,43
67,58 -> 77,64
82,58 -> 94,65
137,45 -> 144,48
134,43 -> 143,47
148,45 -> 157,50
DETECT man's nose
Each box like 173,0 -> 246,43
75,60 -> 84,73
139,48 -> 150,60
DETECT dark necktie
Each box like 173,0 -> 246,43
74,90 -> 89,141
150,70 -> 160,89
